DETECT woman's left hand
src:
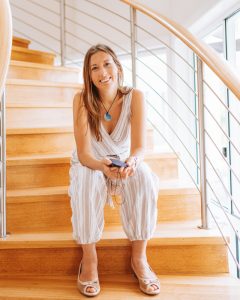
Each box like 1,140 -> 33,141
118,156 -> 136,179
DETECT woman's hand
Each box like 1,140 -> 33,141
101,157 -> 119,179
118,156 -> 137,179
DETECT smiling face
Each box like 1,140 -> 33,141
90,51 -> 119,91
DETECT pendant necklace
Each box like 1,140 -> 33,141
101,91 -> 118,122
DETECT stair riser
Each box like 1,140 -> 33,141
8,66 -> 80,83
7,108 -> 73,128
7,133 -> 75,156
7,192 -> 200,232
6,157 -> 177,189
11,51 -> 54,65
6,84 -> 80,103
145,157 -> 178,179
0,244 -> 228,275
7,129 -> 154,156
7,164 -> 70,189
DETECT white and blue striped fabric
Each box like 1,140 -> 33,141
68,91 -> 159,244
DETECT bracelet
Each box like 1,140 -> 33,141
128,156 -> 139,168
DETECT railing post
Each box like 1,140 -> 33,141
0,89 -> 7,239
130,7 -> 137,88
197,57 -> 208,229
60,0 -> 66,66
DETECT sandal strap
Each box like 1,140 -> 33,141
78,279 -> 99,285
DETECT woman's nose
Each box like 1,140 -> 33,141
99,67 -> 107,77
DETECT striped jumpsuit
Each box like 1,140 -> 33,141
68,91 -> 159,244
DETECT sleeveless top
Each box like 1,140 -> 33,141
71,89 -> 132,164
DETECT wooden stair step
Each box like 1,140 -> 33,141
11,46 -> 56,65
6,152 -> 178,189
12,36 -> 30,48
6,79 -> 82,105
7,127 -> 75,156
8,60 -> 80,83
0,273 -> 239,300
145,152 -> 178,179
0,222 -> 228,275
6,183 -> 200,232
6,106 -> 73,128
6,126 -> 154,156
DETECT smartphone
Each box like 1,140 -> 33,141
110,158 -> 128,168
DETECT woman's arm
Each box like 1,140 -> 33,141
73,92 -> 103,171
129,88 -> 146,160
120,89 -> 146,177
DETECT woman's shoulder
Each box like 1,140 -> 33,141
132,88 -> 144,98
73,91 -> 86,113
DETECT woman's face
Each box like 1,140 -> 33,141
90,51 -> 119,91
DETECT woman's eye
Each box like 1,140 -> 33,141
91,66 -> 98,71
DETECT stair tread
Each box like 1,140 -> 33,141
10,60 -> 80,72
7,180 -> 198,198
12,45 -> 56,58
13,36 -> 31,47
6,101 -> 73,108
6,151 -> 178,165
6,126 -> 73,135
6,126 -> 154,134
7,152 -> 72,165
0,273 -> 239,300
6,78 -> 82,88
0,221 -> 225,249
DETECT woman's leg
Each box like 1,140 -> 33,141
69,165 -> 106,294
120,163 -> 160,291
132,240 -> 159,291
80,243 -> 98,293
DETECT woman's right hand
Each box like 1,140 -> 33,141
101,157 -> 119,179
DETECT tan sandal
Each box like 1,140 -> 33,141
77,261 -> 100,297
131,259 -> 160,295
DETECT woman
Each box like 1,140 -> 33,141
68,44 -> 160,297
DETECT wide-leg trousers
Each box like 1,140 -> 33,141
68,162 -> 159,244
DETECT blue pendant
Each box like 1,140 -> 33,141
104,112 -> 112,121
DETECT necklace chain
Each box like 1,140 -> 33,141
101,91 -> 118,115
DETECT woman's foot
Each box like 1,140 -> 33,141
78,258 -> 99,295
131,257 -> 160,294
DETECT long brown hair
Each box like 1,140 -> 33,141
82,44 -> 131,141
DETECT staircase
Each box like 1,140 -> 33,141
0,36 -> 239,300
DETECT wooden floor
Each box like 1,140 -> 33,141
0,274 -> 239,300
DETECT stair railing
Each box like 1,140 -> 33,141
0,0 -> 12,239
9,0 -> 240,276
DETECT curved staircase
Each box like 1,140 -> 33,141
0,36 -> 239,299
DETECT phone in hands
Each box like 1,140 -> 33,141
110,158 -> 128,168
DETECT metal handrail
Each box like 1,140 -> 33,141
204,105 -> 240,158
136,55 -> 198,119
27,0 -> 60,16
204,80 -> 240,128
205,154 -> 240,216
147,100 -> 200,168
206,180 -> 240,240
11,2 -> 59,28
136,40 -> 197,95
148,119 -> 200,192
205,130 -> 240,187
136,24 -> 195,71
13,15 -> 59,41
136,75 -> 199,142
84,0 -> 130,23
65,3 -> 131,39
0,0 -> 12,239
